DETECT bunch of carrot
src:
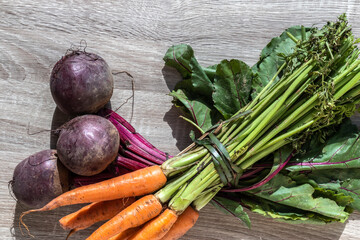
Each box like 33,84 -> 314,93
20,165 -> 199,240
19,110 -> 198,239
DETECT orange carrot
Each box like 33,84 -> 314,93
107,226 -> 142,240
128,208 -> 178,240
59,197 -> 136,232
20,166 -> 166,230
86,194 -> 163,240
161,206 -> 199,240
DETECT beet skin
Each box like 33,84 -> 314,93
12,149 -> 69,208
50,51 -> 113,115
56,115 -> 120,176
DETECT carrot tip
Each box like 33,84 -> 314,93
66,229 -> 78,240
19,209 -> 43,238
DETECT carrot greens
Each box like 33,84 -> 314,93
163,14 -> 360,225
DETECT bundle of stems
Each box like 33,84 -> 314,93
157,14 -> 360,213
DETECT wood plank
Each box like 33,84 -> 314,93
1,0 -> 360,239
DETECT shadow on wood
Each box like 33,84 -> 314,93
49,107 -> 72,150
11,202 -> 102,240
161,65 -> 202,151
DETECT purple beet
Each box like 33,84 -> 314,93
11,149 -> 69,208
56,115 -> 120,176
50,51 -> 113,115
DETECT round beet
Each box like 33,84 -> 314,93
11,150 -> 69,208
50,51 -> 113,115
56,115 -> 120,176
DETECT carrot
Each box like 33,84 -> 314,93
86,194 -> 163,240
161,206 -> 199,240
59,198 -> 136,233
20,166 -> 166,230
129,208 -> 178,240
107,226 -> 142,240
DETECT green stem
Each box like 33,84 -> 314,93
333,60 -> 360,85
287,32 -> 300,43
232,64 -> 315,155
326,42 -> 334,60
192,185 -> 222,211
257,118 -> 315,154
243,94 -> 318,159
203,67 -> 216,79
156,165 -> 199,203
247,62 -> 286,109
334,70 -> 360,100
238,140 -> 288,169
161,148 -> 208,175
169,164 -> 219,212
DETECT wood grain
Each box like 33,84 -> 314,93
1,0 -> 360,239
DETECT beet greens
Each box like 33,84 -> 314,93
161,14 -> 360,225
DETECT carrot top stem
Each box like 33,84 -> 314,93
192,185 -> 222,211
161,148 -> 207,176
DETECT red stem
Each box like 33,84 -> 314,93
109,115 -> 169,162
222,151 -> 294,192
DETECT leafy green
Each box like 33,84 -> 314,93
287,120 -> 360,171
281,120 -> 360,212
164,45 -> 254,129
293,170 -> 360,211
246,173 -> 349,221
163,44 -> 195,79
251,26 -> 312,99
213,60 -> 252,119
169,89 -> 220,129
164,26 -> 313,131
163,14 -> 360,225
259,26 -> 310,60
163,44 -> 214,99
164,44 -> 221,131
238,193 -> 346,224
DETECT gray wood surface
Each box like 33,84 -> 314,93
1,0 -> 360,239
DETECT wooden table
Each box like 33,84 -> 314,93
1,1 -> 360,239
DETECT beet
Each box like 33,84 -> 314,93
56,115 -> 120,176
11,150 -> 69,208
50,51 -> 113,115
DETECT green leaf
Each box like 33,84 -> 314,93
248,174 -> 349,221
313,187 -> 353,207
213,59 -> 253,119
163,44 -> 194,78
164,44 -> 214,100
259,26 -> 311,60
290,168 -> 360,212
286,120 -> 360,172
212,196 -> 251,228
279,119 -> 360,212
238,193 -> 342,224
338,179 -> 360,211
164,44 -> 223,130
251,26 -> 313,99
170,89 -> 220,131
